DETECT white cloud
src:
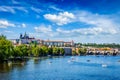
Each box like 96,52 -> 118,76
0,6 -> 15,13
15,7 -> 28,13
49,5 -> 63,11
76,11 -> 118,34
0,6 -> 28,13
11,0 -> 20,4
44,11 -> 118,35
55,27 -> 120,43
0,20 -> 15,28
53,10 -> 120,42
34,24 -> 59,37
53,10 -> 120,43
34,24 -> 52,33
21,23 -> 26,28
56,26 -> 117,36
4,30 -> 13,33
44,12 -> 75,25
31,7 -> 42,13
56,28 -> 71,34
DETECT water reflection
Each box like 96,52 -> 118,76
33,57 -> 51,64
33,58 -> 40,64
0,61 -> 26,73
0,63 -> 12,73
0,57 -> 51,73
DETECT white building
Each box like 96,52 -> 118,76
42,40 -> 74,47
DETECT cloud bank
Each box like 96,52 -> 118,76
44,12 -> 75,25
0,20 -> 15,28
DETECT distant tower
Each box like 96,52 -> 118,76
24,32 -> 29,39
20,33 -> 23,39
24,32 -> 27,39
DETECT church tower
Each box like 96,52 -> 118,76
20,33 -> 23,39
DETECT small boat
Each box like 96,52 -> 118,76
68,60 -> 71,63
71,57 -> 76,61
102,64 -> 107,68
48,61 -> 52,64
87,60 -> 90,62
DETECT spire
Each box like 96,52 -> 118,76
24,32 -> 27,37
24,32 -> 29,39
20,33 -> 22,39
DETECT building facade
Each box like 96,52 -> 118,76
42,40 -> 74,47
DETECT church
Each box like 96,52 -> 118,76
10,32 -> 38,45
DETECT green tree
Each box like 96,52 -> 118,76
53,47 -> 60,56
0,34 -> 6,39
72,50 -> 77,56
0,35 -> 13,61
60,48 -> 65,55
12,46 -> 20,58
48,48 -> 53,55
32,46 -> 40,57
13,44 -> 29,58
21,44 -> 29,56
41,46 -> 48,56
27,46 -> 32,56
38,47 -> 43,56
78,48 -> 87,55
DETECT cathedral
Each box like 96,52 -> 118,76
19,32 -> 35,44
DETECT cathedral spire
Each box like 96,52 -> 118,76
20,33 -> 22,39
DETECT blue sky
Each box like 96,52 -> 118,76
0,0 -> 120,43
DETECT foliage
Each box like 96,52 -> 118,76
12,44 -> 29,58
0,34 -> 6,39
0,35 -> 13,61
27,46 -> 32,56
72,50 -> 77,56
78,48 -> 87,55
32,46 -> 40,57
53,47 -> 59,55
41,46 -> 48,56
12,46 -> 20,58
60,48 -> 65,55
76,43 -> 120,48
48,48 -> 53,55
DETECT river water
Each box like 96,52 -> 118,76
0,56 -> 120,80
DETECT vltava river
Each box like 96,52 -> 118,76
0,56 -> 120,80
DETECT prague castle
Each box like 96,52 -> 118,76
10,32 -> 74,47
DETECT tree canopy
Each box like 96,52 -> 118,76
0,35 -> 13,61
